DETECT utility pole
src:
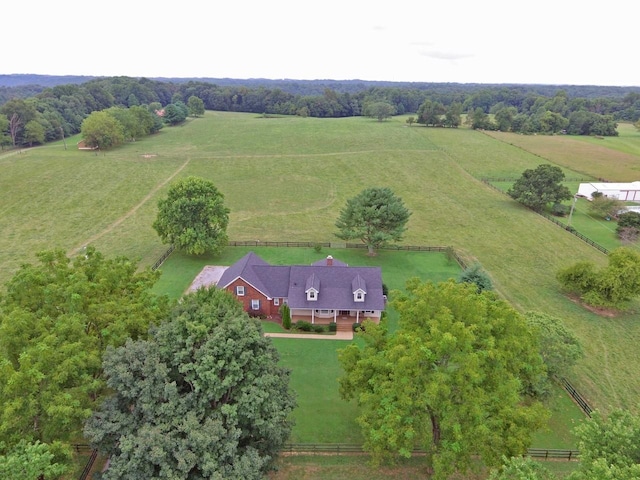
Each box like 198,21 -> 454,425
60,126 -> 67,150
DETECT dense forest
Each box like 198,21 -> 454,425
1,74 -> 640,149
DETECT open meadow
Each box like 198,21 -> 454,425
2,112 -> 640,463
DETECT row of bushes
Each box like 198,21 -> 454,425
293,320 -> 338,333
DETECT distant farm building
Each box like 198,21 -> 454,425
577,181 -> 640,201
77,140 -> 98,150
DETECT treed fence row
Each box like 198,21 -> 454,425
151,241 -> 468,271
480,179 -> 610,254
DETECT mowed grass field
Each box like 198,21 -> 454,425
2,111 -> 640,418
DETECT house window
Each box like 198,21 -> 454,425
307,289 -> 317,301
251,299 -> 260,310
354,290 -> 365,302
236,286 -> 245,296
274,298 -> 280,306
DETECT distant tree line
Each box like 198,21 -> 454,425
2,76 -> 640,148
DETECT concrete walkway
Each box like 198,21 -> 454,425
264,330 -> 354,340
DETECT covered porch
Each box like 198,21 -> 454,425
290,308 -> 380,325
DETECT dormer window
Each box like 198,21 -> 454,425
306,273 -> 320,301
352,275 -> 367,302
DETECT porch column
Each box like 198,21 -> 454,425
333,310 -> 337,323
356,310 -> 360,323
311,309 -> 315,324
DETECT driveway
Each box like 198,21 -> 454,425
186,265 -> 229,293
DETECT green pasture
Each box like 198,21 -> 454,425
489,181 -> 636,253
3,111 -> 640,419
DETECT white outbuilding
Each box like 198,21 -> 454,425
576,181 -> 640,201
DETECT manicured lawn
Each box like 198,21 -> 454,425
272,338 -> 362,444
531,383 -> 585,449
153,245 -> 462,301
153,246 -> 584,448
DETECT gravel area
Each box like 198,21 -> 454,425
187,265 -> 229,293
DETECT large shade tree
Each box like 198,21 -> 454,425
153,176 -> 230,255
508,164 -> 572,212
0,440 -> 70,480
80,110 -> 125,150
0,248 -> 169,447
335,187 -> 411,255
568,408 -> 640,480
338,279 -> 548,480
85,287 -> 296,480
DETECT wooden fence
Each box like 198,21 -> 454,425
74,443 -> 579,473
481,179 -> 609,255
151,244 -> 175,271
558,377 -> 594,418
281,443 -> 579,460
152,242 -> 469,271
77,448 -> 98,480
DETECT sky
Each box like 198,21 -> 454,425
5,0 -> 637,87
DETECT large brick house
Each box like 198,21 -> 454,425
217,251 -> 385,324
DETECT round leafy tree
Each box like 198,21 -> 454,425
153,176 -> 230,255
507,164 -> 572,212
338,280 -> 548,479
84,287 -> 296,480
335,187 -> 411,255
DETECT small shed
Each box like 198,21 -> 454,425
77,140 -> 98,150
577,181 -> 640,201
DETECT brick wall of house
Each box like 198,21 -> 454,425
224,278 -> 278,317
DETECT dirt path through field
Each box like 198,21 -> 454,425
68,158 -> 190,256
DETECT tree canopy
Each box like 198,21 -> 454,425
488,455 -> 557,480
335,187 -> 411,255
338,279 -> 548,479
556,246 -> 640,309
588,192 -> 625,220
0,440 -> 70,480
457,262 -> 493,292
153,176 -> 230,256
187,95 -> 205,117
568,408 -> 640,480
0,247 -> 169,446
80,110 -> 125,149
508,164 -> 572,212
84,287 -> 296,480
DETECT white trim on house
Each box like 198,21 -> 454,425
222,276 -> 272,300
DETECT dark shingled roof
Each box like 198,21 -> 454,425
218,252 -> 384,310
